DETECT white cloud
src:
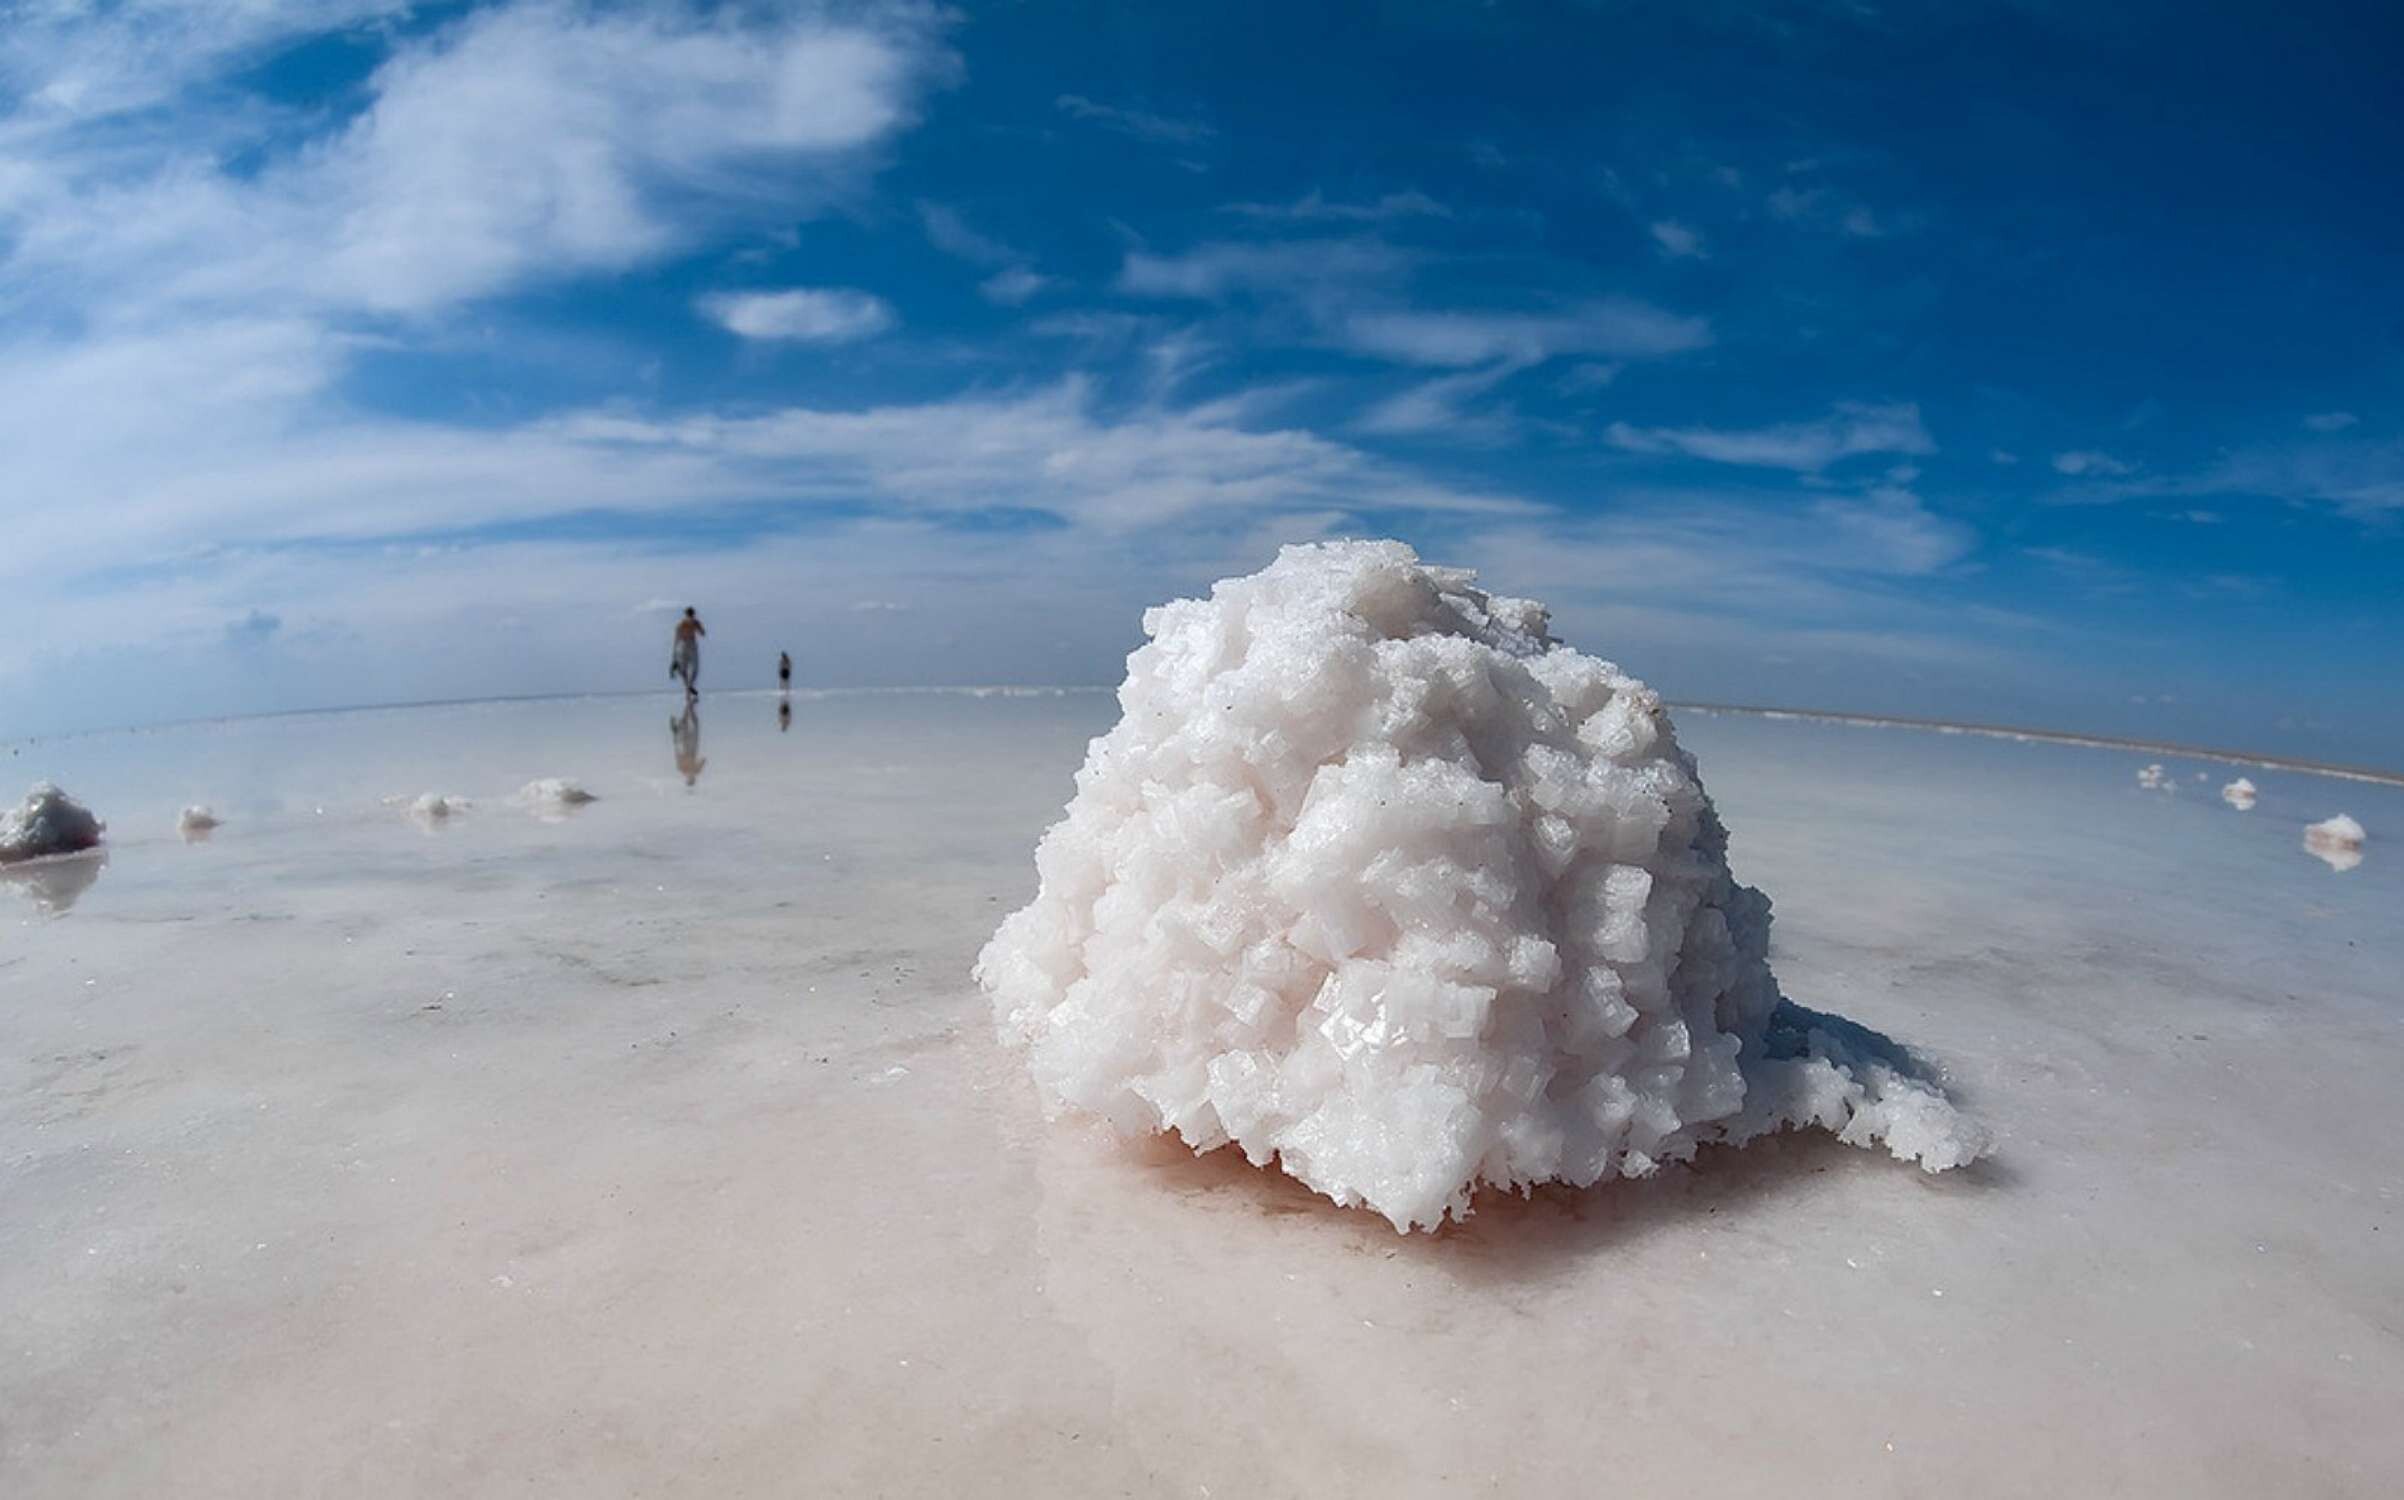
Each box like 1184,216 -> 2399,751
551,378 -> 1537,529
917,201 -> 1019,264
1116,238 -> 1413,299
0,0 -> 408,129
1054,94 -> 1213,146
1811,487 -> 1974,574
1990,448 -> 2020,465
2052,450 -> 2135,477
699,288 -> 896,343
1767,180 -> 1896,238
1558,362 -> 1621,394
1607,402 -> 1933,470
2191,439 -> 2404,517
1649,220 -> 1706,259
4,4 -> 953,321
1223,189 -> 1449,223
1352,364 -> 1523,443
2304,411 -> 2360,433
1337,301 -> 1710,367
978,267 -> 1052,306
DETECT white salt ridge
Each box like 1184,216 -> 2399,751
2221,778 -> 2257,810
0,782 -> 106,863
977,540 -> 1985,1233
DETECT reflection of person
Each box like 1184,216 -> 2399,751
778,650 -> 792,692
777,697 -> 792,733
671,701 -> 706,787
670,608 -> 706,698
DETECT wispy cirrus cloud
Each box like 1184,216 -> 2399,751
1351,362 -> 1527,443
918,201 -> 1052,304
1054,93 -> 1213,146
1115,237 -> 1414,299
1649,219 -> 1706,259
1336,301 -> 1710,367
2052,450 -> 2135,477
698,288 -> 896,343
1222,188 -> 1450,223
1607,402 -> 1932,471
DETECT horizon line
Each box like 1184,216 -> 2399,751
5,685 -> 2400,791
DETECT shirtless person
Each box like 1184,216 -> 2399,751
778,650 -> 792,692
669,608 -> 705,698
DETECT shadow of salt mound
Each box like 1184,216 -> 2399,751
1087,1025 -> 2002,1284
1,849 -> 107,914
1762,999 -> 1946,1086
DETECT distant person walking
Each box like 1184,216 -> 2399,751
777,650 -> 792,693
670,607 -> 705,698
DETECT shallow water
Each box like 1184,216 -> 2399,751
4,692 -> 2399,1496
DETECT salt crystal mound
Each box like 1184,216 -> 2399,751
178,804 -> 221,834
0,782 -> 106,863
976,541 -> 1985,1233
2306,813 -> 2365,847
516,778 -> 599,819
2303,813 -> 2365,872
2220,778 -> 2257,810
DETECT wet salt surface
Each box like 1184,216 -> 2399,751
3,692 -> 2400,1497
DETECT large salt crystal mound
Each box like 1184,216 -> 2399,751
0,782 -> 105,864
977,541 -> 1986,1231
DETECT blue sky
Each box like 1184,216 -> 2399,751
3,1 -> 2400,765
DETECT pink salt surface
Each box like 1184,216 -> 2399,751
2,693 -> 2399,1497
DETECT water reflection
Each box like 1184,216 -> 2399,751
671,701 -> 706,787
1,850 -> 107,914
778,696 -> 792,733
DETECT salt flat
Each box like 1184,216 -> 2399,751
3,692 -> 2399,1497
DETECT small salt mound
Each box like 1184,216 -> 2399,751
2136,764 -> 2168,789
0,783 -> 106,863
2304,814 -> 2366,873
2307,813 -> 2365,847
977,540 -> 1985,1233
178,805 -> 221,836
2221,778 -> 2257,810
410,793 -> 467,822
516,778 -> 598,814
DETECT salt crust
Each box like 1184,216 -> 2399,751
978,541 -> 1985,1231
0,783 -> 105,863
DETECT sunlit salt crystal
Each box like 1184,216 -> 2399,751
2136,764 -> 2168,789
976,540 -> 1984,1232
2220,778 -> 2257,810
0,783 -> 105,863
